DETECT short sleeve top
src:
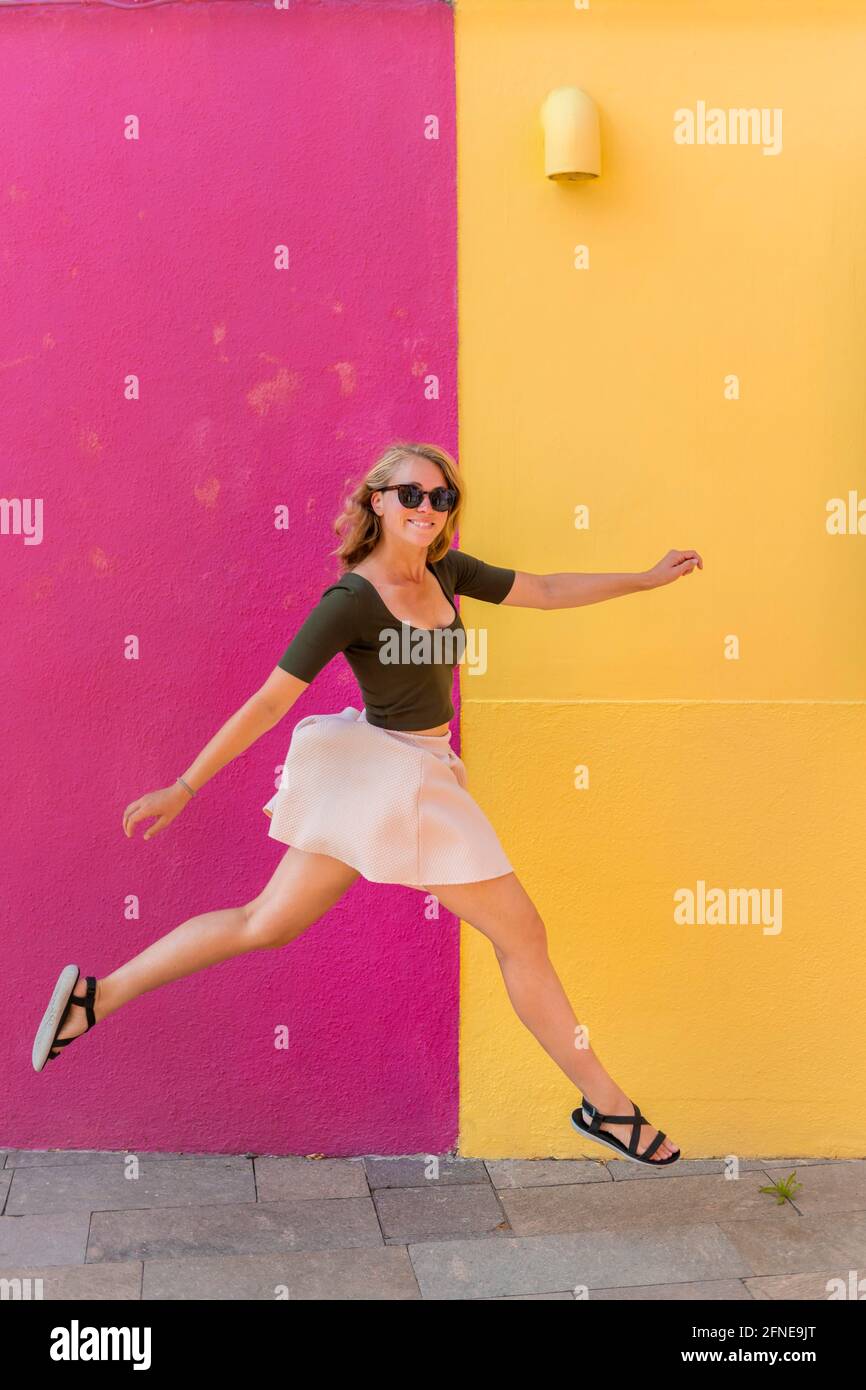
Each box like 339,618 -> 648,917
276,548 -> 515,730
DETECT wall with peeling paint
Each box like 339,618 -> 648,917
2,1 -> 461,1154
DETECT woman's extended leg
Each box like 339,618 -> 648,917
47,847 -> 360,1054
419,870 -> 679,1161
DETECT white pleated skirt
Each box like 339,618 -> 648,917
263,706 -> 513,887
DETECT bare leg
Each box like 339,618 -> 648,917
49,847 -> 360,1053
420,871 -> 679,1161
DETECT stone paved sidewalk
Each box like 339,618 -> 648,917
1,1148 -> 864,1300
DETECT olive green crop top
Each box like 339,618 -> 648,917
276,548 -> 516,730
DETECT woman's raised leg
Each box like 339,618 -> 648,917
47,847 -> 360,1055
419,870 -> 679,1162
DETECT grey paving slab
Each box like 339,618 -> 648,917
3,1147 -> 859,1301
0,1169 -> 11,1211
374,1181 -> 509,1243
5,1156 -> 255,1215
607,1159 -> 730,1180
254,1156 -> 369,1201
142,1247 -> 420,1299
590,1279 -> 754,1300
485,1159 -> 611,1188
408,1224 -> 752,1300
477,1291 -> 576,1300
716,1210 -> 866,1277
608,1157 -> 840,1181
498,1171 -> 803,1235
87,1197 -> 382,1263
811,1210 -> 866,1265
742,1158 -> 852,1169
0,1262 -> 142,1299
3,1149 -> 247,1168
0,1210 -> 92,1268
780,1159 -> 866,1215
746,1270 -> 864,1300
364,1156 -> 489,1189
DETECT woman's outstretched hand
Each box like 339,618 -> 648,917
123,783 -> 192,840
643,548 -> 703,589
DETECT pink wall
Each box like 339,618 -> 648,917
1,1 -> 461,1154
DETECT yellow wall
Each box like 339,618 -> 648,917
455,0 -> 866,1157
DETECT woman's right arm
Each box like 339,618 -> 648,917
125,580 -> 359,840
122,669 -> 309,841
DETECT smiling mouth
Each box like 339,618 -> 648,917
407,519 -> 435,529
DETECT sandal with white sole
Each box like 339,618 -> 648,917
32,965 -> 98,1072
571,1095 -> 681,1166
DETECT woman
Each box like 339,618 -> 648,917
32,442 -> 702,1167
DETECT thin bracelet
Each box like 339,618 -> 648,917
177,776 -> 197,797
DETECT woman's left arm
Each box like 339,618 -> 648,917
502,548 -> 703,610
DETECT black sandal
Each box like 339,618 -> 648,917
571,1095 -> 681,1166
32,966 -> 98,1072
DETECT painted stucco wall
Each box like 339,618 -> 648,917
2,1 -> 462,1154
455,0 -> 866,1157
5,0 -> 865,1165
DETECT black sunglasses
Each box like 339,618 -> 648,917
376,482 -> 458,512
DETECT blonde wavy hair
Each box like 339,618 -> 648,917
330,441 -> 464,572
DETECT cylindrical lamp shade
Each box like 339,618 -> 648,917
540,86 -> 601,180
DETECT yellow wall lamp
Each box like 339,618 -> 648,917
540,86 -> 601,180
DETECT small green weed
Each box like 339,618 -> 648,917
758,1170 -> 803,1204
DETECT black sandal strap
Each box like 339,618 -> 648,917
67,976 -> 97,1030
581,1101 -> 603,1134
639,1129 -> 666,1161
82,976 -> 97,1028
591,1106 -> 647,1127
627,1111 -> 641,1154
584,1097 -> 662,1158
583,1095 -> 646,1127
48,976 -> 98,1059
618,1104 -> 662,1160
